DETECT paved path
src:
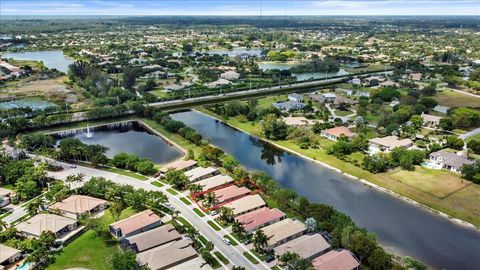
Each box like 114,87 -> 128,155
460,127 -> 480,140
2,193 -> 45,224
47,161 -> 269,270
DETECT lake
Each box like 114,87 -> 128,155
171,110 -> 480,270
2,50 -> 73,73
256,62 -> 349,81
52,121 -> 183,164
203,47 -> 263,57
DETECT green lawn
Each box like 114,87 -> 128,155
166,188 -> 179,195
214,251 -> 230,265
334,109 -> 354,117
243,252 -> 259,264
207,220 -> 221,231
101,166 -> 149,181
198,235 -> 208,245
466,133 -> 480,142
151,181 -> 164,187
193,208 -> 205,217
434,89 -> 480,108
180,197 -> 192,205
48,208 -> 136,270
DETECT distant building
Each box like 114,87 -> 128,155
0,188 -> 12,208
220,71 -> 240,81
272,100 -> 305,111
321,126 -> 356,141
283,116 -> 318,126
136,239 -> 200,270
428,151 -> 474,173
322,93 -> 337,102
288,93 -> 304,103
420,113 -> 442,127
212,185 -> 251,204
433,105 -> 450,115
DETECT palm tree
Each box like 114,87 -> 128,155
65,173 -> 85,193
171,210 -> 180,227
188,183 -> 203,195
204,192 -> 217,208
219,207 -> 233,223
279,251 -> 313,270
27,198 -> 44,217
252,229 -> 269,253
0,219 -> 8,232
232,220 -> 246,239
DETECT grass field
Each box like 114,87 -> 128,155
193,207 -> 205,217
207,220 -> 221,231
200,108 -> 480,226
151,181 -> 164,187
223,235 -> 238,246
47,208 -> 136,270
334,109 -> 354,117
214,251 -> 230,265
180,197 -> 192,205
388,167 -> 471,198
434,89 -> 480,108
166,188 -> 179,195
243,251 -> 259,264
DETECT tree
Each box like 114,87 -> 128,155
278,252 -> 313,270
65,173 -> 85,193
445,136 -> 464,150
16,177 -> 39,201
368,247 -> 392,270
134,159 -> 157,175
188,183 -> 203,194
261,114 -> 289,140
164,169 -> 189,190
439,118 -> 453,131
201,249 -> 216,265
219,207 -> 234,223
201,145 -> 224,165
222,155 -> 240,172
109,201 -> 125,221
461,160 -> 480,184
27,198 -> 44,217
363,154 -> 390,173
252,229 -> 269,252
112,251 -> 138,270
273,189 -> 297,209
26,231 -> 56,266
122,66 -> 140,88
409,115 -> 423,130
467,139 -> 480,154
232,220 -> 246,239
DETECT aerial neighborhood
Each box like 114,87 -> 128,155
0,6 -> 480,270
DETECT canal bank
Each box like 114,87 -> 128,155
171,109 -> 480,270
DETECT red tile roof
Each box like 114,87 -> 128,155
235,207 -> 286,232
213,185 -> 251,204
110,210 -> 160,235
312,250 -> 360,270
323,126 -> 356,138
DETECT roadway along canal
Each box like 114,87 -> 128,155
171,110 -> 480,270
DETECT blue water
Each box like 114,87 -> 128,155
16,262 -> 32,270
2,50 -> 73,73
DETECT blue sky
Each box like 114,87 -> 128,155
1,1 -> 479,16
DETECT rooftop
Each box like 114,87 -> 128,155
160,159 -> 197,173
236,207 -> 286,232
185,167 -> 218,182
0,244 -> 20,263
15,214 -> 77,237
213,185 -> 251,204
110,210 -> 161,236
223,194 -> 266,216
124,224 -> 181,253
50,195 -> 107,215
274,234 -> 331,259
322,126 -> 356,138
168,256 -> 213,270
369,135 -> 413,149
262,218 -> 307,247
312,250 -> 360,270
196,174 -> 234,191
136,239 -> 198,270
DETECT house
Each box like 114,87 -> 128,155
136,239 -> 198,270
160,159 -> 197,174
109,210 -> 162,239
283,116 -> 318,126
235,207 -> 286,233
368,136 -> 413,154
351,78 -> 361,85
15,214 -> 79,242
262,218 -> 307,249
288,93 -> 303,103
0,244 -> 21,267
196,174 -> 234,192
274,233 -> 331,259
0,188 -> 12,208
433,105 -> 450,115
322,93 -> 337,103
185,167 -> 219,182
212,185 -> 251,204
428,151 -> 474,173
321,126 -> 356,141
272,100 -> 305,111
333,96 -> 358,106
409,72 -> 423,81
168,257 -> 213,270
312,250 -> 360,270
341,89 -> 370,97
307,93 -> 325,103
50,195 -> 107,219
421,113 -> 442,127
163,84 -> 186,92
121,224 -> 181,253
220,71 -> 240,81
223,194 -> 266,217
206,78 -> 231,88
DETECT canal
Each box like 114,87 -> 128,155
171,110 -> 480,270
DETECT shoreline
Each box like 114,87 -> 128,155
194,109 -> 480,232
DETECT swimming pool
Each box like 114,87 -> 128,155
15,262 -> 33,270
422,162 -> 442,170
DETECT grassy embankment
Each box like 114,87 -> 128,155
198,108 -> 480,227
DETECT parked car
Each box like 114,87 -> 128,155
265,255 -> 275,263
223,238 -> 231,245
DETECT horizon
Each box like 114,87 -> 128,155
1,0 -> 479,16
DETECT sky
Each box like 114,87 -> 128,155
1,0 -> 479,16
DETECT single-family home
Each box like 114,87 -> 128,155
0,244 -> 21,267
421,113 -> 442,127
50,195 -> 107,219
262,218 -> 307,249
185,167 -> 219,182
368,136 -> 413,154
288,93 -> 304,103
283,116 -> 318,126
0,188 -> 12,208
433,105 -> 450,115
220,71 -> 240,81
272,100 -> 305,111
235,207 -> 286,233
160,159 -> 197,174
168,257 -> 213,270
351,78 -> 361,85
206,78 -> 231,88
321,126 -> 356,141
333,96 -> 358,106
136,239 -> 198,270
121,224 -> 181,253
196,175 -> 234,192
110,210 -> 162,239
15,214 -> 79,242
428,151 -> 474,173
223,194 -> 266,217
322,93 -> 337,103
212,185 -> 251,204
312,250 -> 360,270
274,233 -> 331,259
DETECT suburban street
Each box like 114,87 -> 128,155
45,160 -> 269,270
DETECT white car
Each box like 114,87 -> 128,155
223,238 -> 231,245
